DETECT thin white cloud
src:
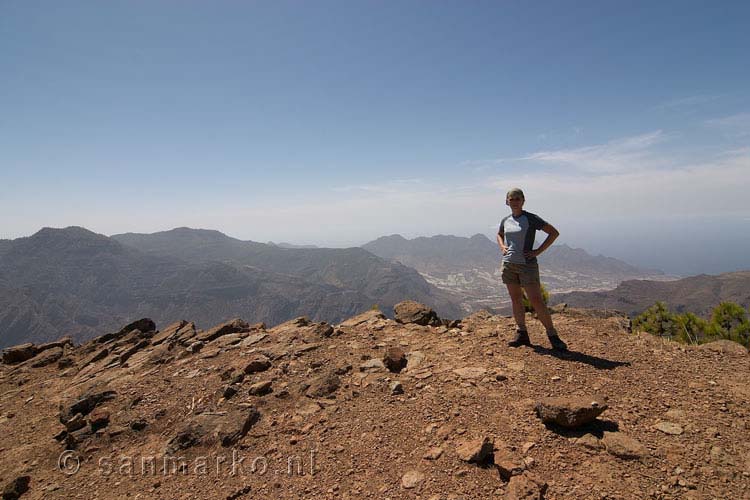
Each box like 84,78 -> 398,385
3,128 -> 748,248
518,130 -> 670,173
705,112 -> 750,137
654,94 -> 721,111
330,178 -> 426,194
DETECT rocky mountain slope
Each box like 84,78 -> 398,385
361,234 -> 669,312
551,271 -> 750,317
1,304 -> 747,499
0,227 -> 461,348
112,228 -> 460,313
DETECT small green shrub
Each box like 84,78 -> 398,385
674,312 -> 709,345
633,301 -> 679,339
633,300 -> 750,348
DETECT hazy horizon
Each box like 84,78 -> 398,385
2,2 -> 749,277
3,223 -> 748,278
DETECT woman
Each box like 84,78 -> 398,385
497,187 -> 568,351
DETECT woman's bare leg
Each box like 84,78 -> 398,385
506,283 -> 527,330
522,283 -> 553,331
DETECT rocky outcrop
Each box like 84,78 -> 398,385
2,343 -> 37,364
165,408 -> 261,454
393,300 -> 441,326
195,318 -> 250,343
1,336 -> 74,365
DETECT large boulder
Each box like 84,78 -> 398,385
534,395 -> 608,428
1,343 -> 37,364
393,301 -> 441,326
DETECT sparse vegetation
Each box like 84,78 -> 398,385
633,301 -> 750,348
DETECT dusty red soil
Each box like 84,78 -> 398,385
1,307 -> 748,499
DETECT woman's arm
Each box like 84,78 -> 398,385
525,223 -> 559,259
496,232 -> 508,255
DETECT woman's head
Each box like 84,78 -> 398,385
506,187 -> 525,202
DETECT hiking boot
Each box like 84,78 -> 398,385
508,329 -> 531,347
548,334 -> 568,352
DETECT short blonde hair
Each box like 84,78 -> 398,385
506,187 -> 525,200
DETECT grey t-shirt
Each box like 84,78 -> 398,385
498,211 -> 547,264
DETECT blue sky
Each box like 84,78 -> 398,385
1,1 -> 749,274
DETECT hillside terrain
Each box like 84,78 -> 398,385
551,271 -> 750,318
0,227 -> 461,348
362,234 -> 669,312
0,305 -> 747,499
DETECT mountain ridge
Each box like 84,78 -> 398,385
551,270 -> 750,317
0,227 -> 462,348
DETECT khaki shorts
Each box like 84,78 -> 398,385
500,261 -> 540,286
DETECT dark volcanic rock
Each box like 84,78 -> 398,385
151,320 -> 189,346
30,346 -> 64,367
96,318 -> 156,344
60,390 -> 117,423
36,336 -> 73,352
383,347 -> 407,373
306,371 -> 340,398
243,355 -> 272,374
2,475 -> 30,500
534,395 -> 608,428
310,322 -> 334,337
2,343 -> 37,364
165,425 -> 203,454
116,339 -> 151,364
89,409 -> 111,431
393,300 -> 441,326
195,318 -> 250,343
248,380 -> 273,396
165,408 -> 261,453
